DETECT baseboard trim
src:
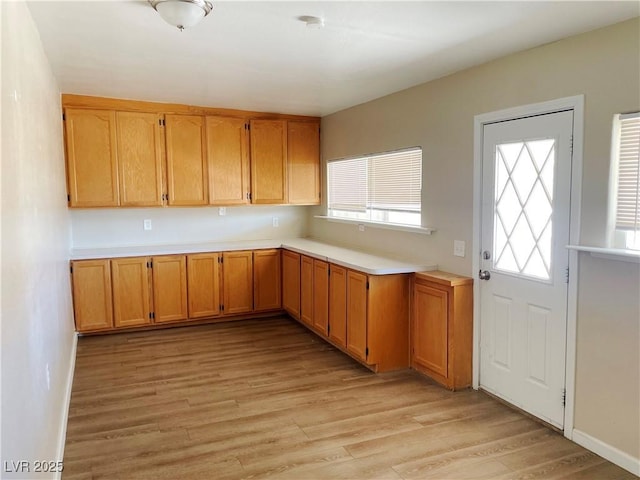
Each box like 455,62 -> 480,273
56,331 -> 78,480
572,428 -> 640,476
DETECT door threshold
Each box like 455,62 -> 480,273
479,387 -> 563,435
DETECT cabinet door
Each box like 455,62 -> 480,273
207,116 -> 250,205
288,121 -> 320,205
328,264 -> 347,348
152,255 -> 188,323
312,260 -> 329,335
413,283 -> 448,377
282,250 -> 301,319
165,114 -> 208,205
71,260 -> 113,332
300,255 -> 314,326
253,249 -> 281,311
65,108 -> 119,207
347,270 -> 368,361
250,119 -> 287,204
116,111 -> 164,206
187,253 -> 221,319
222,251 -> 253,315
112,257 -> 151,328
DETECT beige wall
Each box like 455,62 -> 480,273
311,19 -> 640,459
70,206 -> 310,249
1,2 -> 76,477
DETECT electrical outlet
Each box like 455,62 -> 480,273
272,217 -> 279,227
358,224 -> 365,232
143,219 -> 152,231
453,240 -> 465,257
219,207 -> 226,216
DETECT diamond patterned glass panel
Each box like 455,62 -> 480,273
493,139 -> 555,281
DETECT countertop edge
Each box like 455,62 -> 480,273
71,239 -> 437,275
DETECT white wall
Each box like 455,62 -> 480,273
1,2 -> 76,478
311,18 -> 640,462
70,205 -> 310,249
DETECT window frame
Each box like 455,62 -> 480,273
325,147 -> 424,230
608,112 -> 640,251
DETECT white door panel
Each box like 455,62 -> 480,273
480,110 -> 573,428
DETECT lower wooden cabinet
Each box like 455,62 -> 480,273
300,255 -> 314,327
187,253 -> 221,319
111,257 -> 152,328
328,264 -> 347,348
412,271 -> 473,390
153,255 -> 188,323
253,249 -> 282,312
312,259 -> 329,335
282,250 -> 301,319
222,251 -> 254,315
71,259 -> 114,332
293,258 -> 411,373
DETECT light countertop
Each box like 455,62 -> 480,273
71,238 -> 437,275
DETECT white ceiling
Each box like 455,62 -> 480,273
28,1 -> 639,117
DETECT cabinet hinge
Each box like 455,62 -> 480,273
70,265 -> 73,274
565,266 -> 569,283
67,194 -> 71,202
149,312 -> 155,320
366,281 -> 370,290
147,261 -> 153,268
248,192 -> 252,201
62,113 -> 66,121
562,388 -> 567,407
221,304 -> 225,312
569,135 -> 574,156
247,123 -> 251,131
365,347 -> 369,357
327,324 -> 330,334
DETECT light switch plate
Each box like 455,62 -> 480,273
272,217 -> 279,227
218,207 -> 226,216
143,219 -> 152,231
358,224 -> 365,232
453,240 -> 465,257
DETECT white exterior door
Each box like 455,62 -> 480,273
479,110 -> 573,428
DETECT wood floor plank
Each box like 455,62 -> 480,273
62,317 -> 633,480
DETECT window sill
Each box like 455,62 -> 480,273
566,245 -> 640,263
314,216 -> 436,235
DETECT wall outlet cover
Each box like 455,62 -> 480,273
272,217 -> 279,227
218,207 -> 226,216
143,219 -> 152,231
454,240 -> 465,257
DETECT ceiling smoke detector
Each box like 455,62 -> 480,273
297,15 -> 325,29
149,0 -> 214,31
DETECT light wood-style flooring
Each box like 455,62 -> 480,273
63,317 -> 635,480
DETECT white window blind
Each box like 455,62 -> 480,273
614,112 -> 640,231
327,147 -> 422,226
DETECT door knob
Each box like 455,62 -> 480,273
479,269 -> 491,280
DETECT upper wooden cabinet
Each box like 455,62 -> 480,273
165,114 -> 208,206
116,112 -> 164,207
62,96 -> 320,208
206,116 -> 250,205
250,119 -> 287,204
65,108 -> 119,207
288,121 -> 320,205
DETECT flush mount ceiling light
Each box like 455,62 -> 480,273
149,0 -> 214,31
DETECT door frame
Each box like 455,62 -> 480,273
472,95 -> 584,438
